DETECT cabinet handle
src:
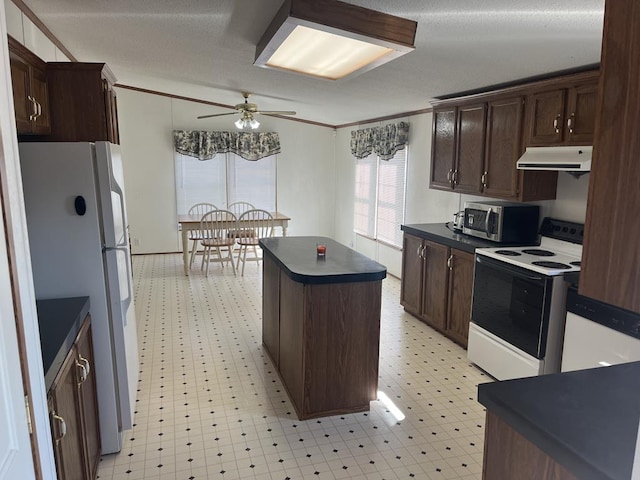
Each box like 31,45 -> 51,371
76,360 -> 88,385
481,171 -> 488,189
447,255 -> 453,270
52,413 -> 66,442
79,355 -> 91,376
27,96 -> 38,121
447,169 -> 453,182
452,170 -> 459,185
35,100 -> 42,119
553,114 -> 561,134
567,113 -> 575,134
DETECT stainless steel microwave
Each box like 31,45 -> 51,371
463,201 -> 539,243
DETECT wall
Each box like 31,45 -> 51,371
3,0 -> 69,61
116,88 -> 336,254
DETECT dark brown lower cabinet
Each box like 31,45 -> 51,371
482,411 -> 578,480
48,315 -> 100,480
400,233 -> 474,347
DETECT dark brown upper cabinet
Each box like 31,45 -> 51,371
46,62 -> 120,143
430,103 -> 486,195
8,36 -> 51,135
526,75 -> 599,146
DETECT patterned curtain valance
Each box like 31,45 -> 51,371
173,130 -> 281,161
350,122 -> 409,161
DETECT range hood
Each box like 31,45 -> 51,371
516,146 -> 592,172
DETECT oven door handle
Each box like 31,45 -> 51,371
476,255 -> 546,282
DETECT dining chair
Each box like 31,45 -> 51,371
235,209 -> 274,276
227,201 -> 256,240
188,203 -> 217,269
200,210 -> 237,276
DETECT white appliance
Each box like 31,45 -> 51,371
19,142 -> 139,454
468,218 -> 583,380
516,145 -> 592,172
562,287 -> 640,372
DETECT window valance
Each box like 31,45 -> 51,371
350,122 -> 409,161
173,130 -> 281,161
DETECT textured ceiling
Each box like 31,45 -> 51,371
21,0 -> 605,126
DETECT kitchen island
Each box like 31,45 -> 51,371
478,362 -> 640,480
259,236 -> 386,420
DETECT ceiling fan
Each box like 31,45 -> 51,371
197,92 -> 296,129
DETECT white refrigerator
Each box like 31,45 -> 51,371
19,141 -> 139,454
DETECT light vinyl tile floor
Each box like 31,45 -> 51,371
97,254 -> 491,480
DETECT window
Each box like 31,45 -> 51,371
175,153 -> 277,214
354,148 -> 407,248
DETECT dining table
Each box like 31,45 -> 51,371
177,212 -> 291,275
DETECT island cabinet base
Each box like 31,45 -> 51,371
482,411 -> 579,480
262,255 -> 382,420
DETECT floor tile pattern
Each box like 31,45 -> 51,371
96,254 -> 490,480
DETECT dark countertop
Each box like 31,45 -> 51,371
478,362 -> 640,480
36,296 -> 90,391
259,236 -> 387,285
401,223 -> 537,253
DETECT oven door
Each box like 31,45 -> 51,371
471,254 -> 553,359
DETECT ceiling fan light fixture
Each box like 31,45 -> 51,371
254,0 -> 417,81
235,113 -> 261,130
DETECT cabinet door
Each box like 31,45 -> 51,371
581,0 -> 640,313
483,97 -> 524,199
30,65 -> 51,135
50,350 -> 85,480
527,90 -> 566,145
9,51 -> 32,133
430,107 -> 457,190
446,249 -> 474,347
454,103 -> 485,194
400,234 -> 424,316
76,319 -> 100,480
565,82 -> 598,145
421,241 -> 449,331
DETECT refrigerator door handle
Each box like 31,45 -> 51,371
103,245 -> 133,311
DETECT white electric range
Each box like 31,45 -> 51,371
467,218 -> 584,380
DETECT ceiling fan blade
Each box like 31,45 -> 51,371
197,112 -> 238,119
256,111 -> 297,116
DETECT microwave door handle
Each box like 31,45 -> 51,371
484,208 -> 492,237
476,255 -> 545,282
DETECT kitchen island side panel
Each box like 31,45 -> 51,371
278,270 -> 305,414
262,255 -> 280,366
303,280 -> 382,417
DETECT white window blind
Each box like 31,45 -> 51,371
354,154 -> 377,238
175,153 -> 277,215
175,153 -> 226,215
353,148 -> 407,248
227,154 -> 276,211
376,148 -> 407,247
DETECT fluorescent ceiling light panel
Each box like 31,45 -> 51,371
255,0 -> 417,81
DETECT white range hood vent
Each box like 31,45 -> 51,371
516,146 -> 592,172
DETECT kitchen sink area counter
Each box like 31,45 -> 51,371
36,296 -> 90,390
478,362 -> 640,480
259,236 -> 386,420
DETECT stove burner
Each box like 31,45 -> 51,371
532,261 -> 572,269
522,249 -> 555,256
495,250 -> 521,256
570,261 -> 581,266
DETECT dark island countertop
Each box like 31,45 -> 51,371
259,236 -> 386,285
401,223 -> 538,253
36,296 -> 90,391
478,362 -> 640,480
